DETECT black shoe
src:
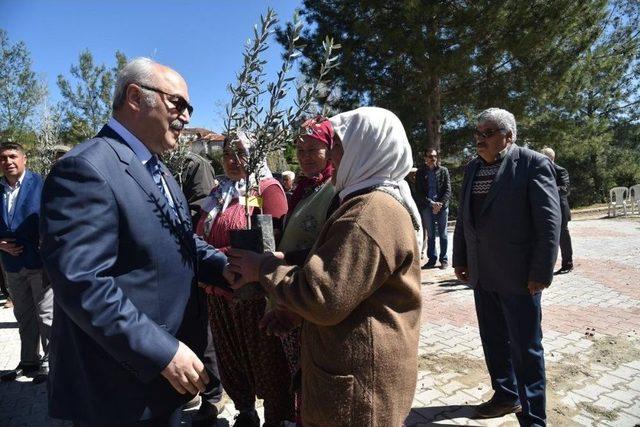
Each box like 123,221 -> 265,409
191,400 -> 219,427
32,365 -> 49,384
1,363 -> 39,381
474,396 -> 522,419
439,261 -> 449,270
421,260 -> 437,269
554,264 -> 573,275
233,409 -> 260,427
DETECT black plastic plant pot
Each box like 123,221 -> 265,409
229,214 -> 275,300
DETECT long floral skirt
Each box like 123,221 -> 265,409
208,294 -> 294,424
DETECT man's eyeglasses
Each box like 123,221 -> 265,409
474,128 -> 505,139
138,84 -> 194,116
426,154 -> 437,159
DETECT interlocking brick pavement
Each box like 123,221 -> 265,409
0,217 -> 639,426
410,216 -> 640,426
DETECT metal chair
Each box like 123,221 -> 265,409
629,184 -> 640,215
608,187 -> 629,217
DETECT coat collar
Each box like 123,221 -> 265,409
1,170 -> 36,229
479,144 -> 520,215
97,125 -> 194,254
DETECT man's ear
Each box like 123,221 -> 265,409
506,131 -> 513,144
125,84 -> 143,113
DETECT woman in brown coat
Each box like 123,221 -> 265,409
229,107 -> 423,426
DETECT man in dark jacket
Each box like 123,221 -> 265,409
180,150 -> 217,224
40,57 -> 228,426
0,142 -> 52,383
453,108 -> 560,426
541,147 -> 573,274
415,149 -> 451,269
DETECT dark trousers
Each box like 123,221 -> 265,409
73,408 -> 181,427
0,264 -> 9,300
559,220 -> 573,267
4,267 -> 53,365
474,288 -> 546,427
201,321 -> 223,405
421,207 -> 449,262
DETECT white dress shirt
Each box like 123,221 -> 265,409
107,117 -> 176,210
2,171 -> 26,224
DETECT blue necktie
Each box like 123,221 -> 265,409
146,156 -> 178,216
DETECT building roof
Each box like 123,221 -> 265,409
181,127 -> 224,142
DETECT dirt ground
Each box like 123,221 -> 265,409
418,334 -> 640,425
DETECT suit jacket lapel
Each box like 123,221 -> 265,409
160,162 -> 190,225
99,126 -> 194,255
124,156 -> 191,241
480,145 -> 519,216
9,171 -> 34,228
0,181 -> 8,229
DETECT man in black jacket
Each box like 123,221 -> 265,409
542,147 -> 573,273
415,149 -> 451,269
453,108 -> 560,425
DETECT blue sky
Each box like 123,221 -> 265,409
1,0 -> 304,132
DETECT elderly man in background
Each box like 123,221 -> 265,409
541,147 -> 573,274
40,57 -> 228,427
282,170 -> 295,192
453,108 -> 561,426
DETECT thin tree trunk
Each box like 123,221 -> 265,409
425,74 -> 441,152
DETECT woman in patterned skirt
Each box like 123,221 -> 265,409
195,131 -> 293,427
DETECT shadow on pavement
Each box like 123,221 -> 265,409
0,321 -> 18,329
422,279 -> 472,294
408,404 -> 479,426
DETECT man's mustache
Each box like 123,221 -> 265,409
170,120 -> 184,131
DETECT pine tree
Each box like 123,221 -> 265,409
57,50 -> 127,143
291,0 -> 610,153
0,29 -> 47,140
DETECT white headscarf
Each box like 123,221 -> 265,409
328,107 -> 423,250
201,130 -> 273,235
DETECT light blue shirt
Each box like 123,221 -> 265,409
107,117 -> 176,210
2,171 -> 26,224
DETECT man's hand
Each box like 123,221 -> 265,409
454,266 -> 469,282
432,202 -> 443,214
527,280 -> 548,295
161,341 -> 209,395
0,238 -> 23,256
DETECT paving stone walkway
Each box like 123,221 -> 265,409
0,216 -> 639,426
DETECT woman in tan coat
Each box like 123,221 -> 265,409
228,107 -> 423,426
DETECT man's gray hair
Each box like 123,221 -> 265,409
541,146 -> 555,161
112,57 -> 157,109
477,108 -> 517,143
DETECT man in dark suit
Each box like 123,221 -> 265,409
541,147 -> 573,274
40,58 -> 228,426
0,142 -> 52,383
453,108 -> 561,426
